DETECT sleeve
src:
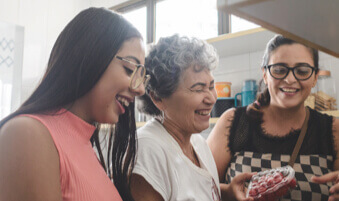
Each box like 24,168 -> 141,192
133,137 -> 173,200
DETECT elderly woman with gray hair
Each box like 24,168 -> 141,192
130,35 -> 253,201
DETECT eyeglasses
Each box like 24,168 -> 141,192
116,56 -> 150,90
264,63 -> 316,81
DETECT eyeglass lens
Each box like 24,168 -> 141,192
270,65 -> 313,80
131,66 -> 146,89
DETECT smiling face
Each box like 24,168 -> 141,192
72,37 -> 146,124
263,43 -> 318,109
159,66 -> 217,134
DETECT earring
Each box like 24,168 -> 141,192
161,111 -> 164,124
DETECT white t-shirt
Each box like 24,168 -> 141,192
133,118 -> 221,201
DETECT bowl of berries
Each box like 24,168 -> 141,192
246,166 -> 297,201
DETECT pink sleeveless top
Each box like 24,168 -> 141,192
23,109 -> 122,201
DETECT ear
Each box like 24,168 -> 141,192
149,91 -> 166,111
312,72 -> 319,88
262,67 -> 268,85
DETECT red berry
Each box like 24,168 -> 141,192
249,188 -> 258,196
258,183 -> 267,193
275,186 -> 288,198
273,173 -> 282,184
266,178 -> 274,188
288,178 -> 297,188
265,192 -> 276,201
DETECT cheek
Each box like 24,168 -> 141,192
212,89 -> 217,99
301,81 -> 314,91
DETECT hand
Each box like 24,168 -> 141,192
222,172 -> 255,201
312,171 -> 339,201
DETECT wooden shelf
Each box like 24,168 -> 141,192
206,27 -> 275,57
217,0 -> 339,58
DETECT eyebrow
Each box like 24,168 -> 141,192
124,56 -> 141,64
271,62 -> 312,67
190,80 -> 215,88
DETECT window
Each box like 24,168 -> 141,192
230,14 -> 260,33
121,6 -> 147,44
114,0 -> 261,44
155,0 -> 218,42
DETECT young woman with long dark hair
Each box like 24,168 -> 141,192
0,7 -> 149,201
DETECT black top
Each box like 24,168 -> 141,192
229,106 -> 335,160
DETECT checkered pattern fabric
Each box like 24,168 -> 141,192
226,151 -> 333,201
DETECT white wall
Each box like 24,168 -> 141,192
213,48 -> 339,106
0,0 -> 126,108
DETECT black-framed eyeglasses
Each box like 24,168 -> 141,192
116,56 -> 150,90
264,63 -> 316,81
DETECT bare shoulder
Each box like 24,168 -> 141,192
1,115 -> 49,136
0,116 -> 62,200
0,115 -> 58,165
332,117 -> 339,133
210,107 -> 236,136
218,107 -> 236,124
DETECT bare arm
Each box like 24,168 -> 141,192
333,118 -> 339,171
131,174 -> 164,201
0,116 -> 62,201
207,108 -> 235,182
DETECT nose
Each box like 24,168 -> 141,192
284,70 -> 297,84
204,89 -> 217,105
131,82 -> 146,96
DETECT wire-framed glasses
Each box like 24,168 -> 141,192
116,56 -> 150,90
265,63 -> 316,81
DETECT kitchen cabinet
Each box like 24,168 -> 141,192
217,0 -> 339,58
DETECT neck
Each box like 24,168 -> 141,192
262,104 -> 307,135
266,104 -> 306,121
162,118 -> 192,151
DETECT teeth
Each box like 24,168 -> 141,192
196,111 -> 210,116
117,96 -> 130,107
281,88 -> 297,93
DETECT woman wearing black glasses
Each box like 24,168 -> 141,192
0,7 -> 149,201
208,35 -> 339,201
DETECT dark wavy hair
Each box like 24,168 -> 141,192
247,35 -> 319,120
137,34 -> 218,116
0,7 -> 141,201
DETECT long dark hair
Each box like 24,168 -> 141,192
247,35 -> 319,120
0,7 -> 141,201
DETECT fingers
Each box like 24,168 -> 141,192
329,193 -> 339,201
330,183 -> 339,194
233,172 -> 256,183
311,171 -> 338,184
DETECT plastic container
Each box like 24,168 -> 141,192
246,166 -> 297,201
314,70 -> 337,111
215,82 -> 231,97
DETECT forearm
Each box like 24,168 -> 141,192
220,183 -> 234,201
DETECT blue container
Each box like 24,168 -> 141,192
234,79 -> 258,107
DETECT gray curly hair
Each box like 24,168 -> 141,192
137,34 -> 219,117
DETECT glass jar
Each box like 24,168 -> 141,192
314,70 -> 337,111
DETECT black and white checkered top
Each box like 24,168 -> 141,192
225,107 -> 335,201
